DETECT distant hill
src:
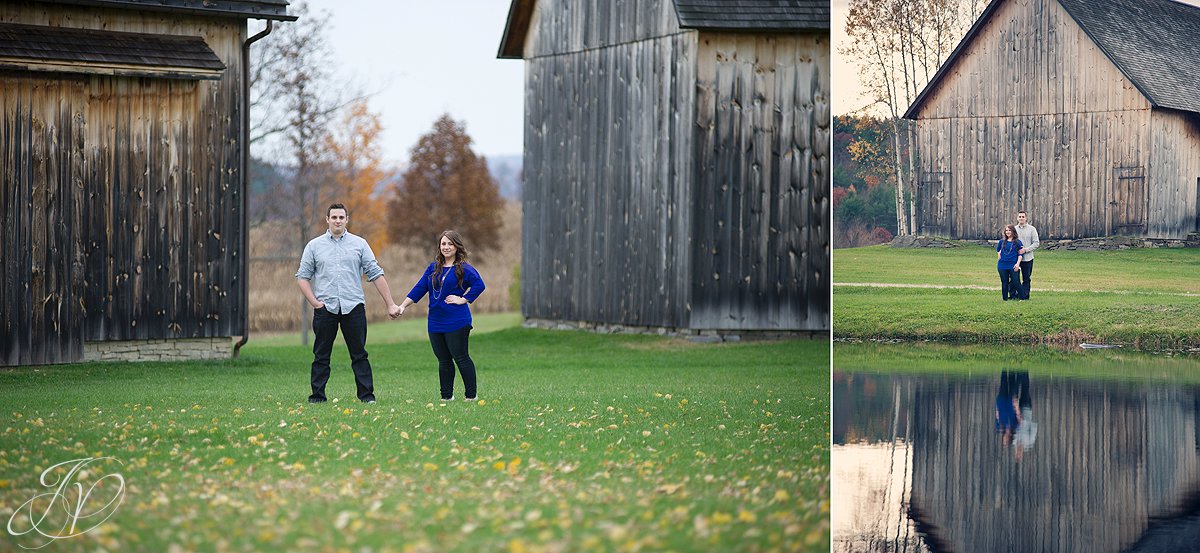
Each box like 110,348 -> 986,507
486,154 -> 523,201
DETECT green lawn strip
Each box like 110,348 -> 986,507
834,342 -> 1200,383
833,284 -> 1200,349
834,245 -> 1200,295
0,329 -> 828,553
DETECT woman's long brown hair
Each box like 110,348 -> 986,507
433,230 -> 469,291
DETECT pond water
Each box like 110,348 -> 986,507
833,346 -> 1200,553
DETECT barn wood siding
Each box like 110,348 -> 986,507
1147,110 -> 1200,238
1,4 -> 245,365
523,0 -> 681,59
522,12 -> 695,327
1,78 -> 87,366
916,110 -> 1150,239
690,32 -> 828,330
908,380 -> 1200,552
912,0 -> 1167,239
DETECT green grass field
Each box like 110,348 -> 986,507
835,341 -> 1200,382
0,315 -> 828,552
833,245 -> 1200,349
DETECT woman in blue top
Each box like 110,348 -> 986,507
996,224 -> 1024,301
397,230 -> 486,401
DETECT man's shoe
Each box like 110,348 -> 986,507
464,397 -> 477,402
441,396 -> 455,402
362,399 -> 376,404
308,398 -> 326,404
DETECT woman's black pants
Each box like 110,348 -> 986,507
429,326 -> 477,399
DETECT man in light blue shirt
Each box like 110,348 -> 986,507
296,203 -> 401,403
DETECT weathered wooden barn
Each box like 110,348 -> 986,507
498,0 -> 830,334
1,0 -> 293,366
905,0 -> 1200,240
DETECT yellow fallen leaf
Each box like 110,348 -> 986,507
655,483 -> 683,495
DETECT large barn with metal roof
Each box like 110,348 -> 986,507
905,0 -> 1200,240
499,0 -> 830,335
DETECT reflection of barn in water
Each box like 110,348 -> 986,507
907,378 -> 1200,553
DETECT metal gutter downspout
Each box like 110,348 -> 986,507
233,19 -> 274,360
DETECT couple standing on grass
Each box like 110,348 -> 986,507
294,203 -> 486,405
996,211 -> 1040,301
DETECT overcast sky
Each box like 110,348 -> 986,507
273,0 -> 524,164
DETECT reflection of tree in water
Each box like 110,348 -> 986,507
906,376 -> 1200,553
832,373 -> 930,553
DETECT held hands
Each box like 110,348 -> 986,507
388,303 -> 403,319
445,295 -> 468,305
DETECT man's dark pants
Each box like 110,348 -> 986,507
1019,259 -> 1034,300
310,303 -> 374,402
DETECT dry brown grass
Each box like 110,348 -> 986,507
247,201 -> 522,332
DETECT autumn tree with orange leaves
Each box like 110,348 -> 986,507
326,99 -> 390,246
388,115 -> 502,252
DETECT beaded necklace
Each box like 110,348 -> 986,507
431,264 -> 456,301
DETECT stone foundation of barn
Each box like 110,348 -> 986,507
83,338 -> 232,363
522,319 -> 827,343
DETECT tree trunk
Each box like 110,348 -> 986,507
891,118 -> 909,236
299,218 -> 309,347
906,119 -> 918,235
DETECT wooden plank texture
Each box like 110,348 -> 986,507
905,377 -> 1200,552
690,31 -> 828,330
909,0 -> 1200,239
1,4 -> 247,365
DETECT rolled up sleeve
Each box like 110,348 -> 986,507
296,244 -> 316,280
360,243 -> 384,282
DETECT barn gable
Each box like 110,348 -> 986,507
907,0 -> 1200,119
903,0 -> 1200,240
